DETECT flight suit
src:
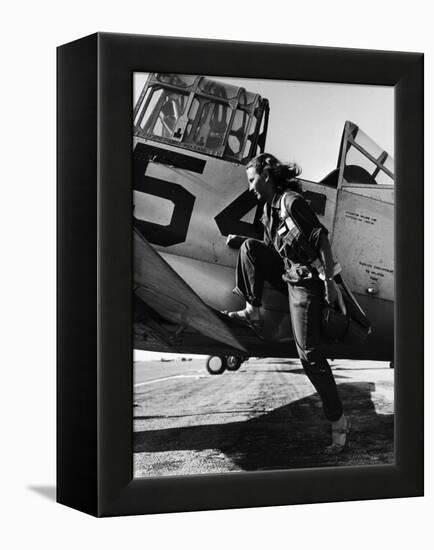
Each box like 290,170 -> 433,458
233,190 -> 343,422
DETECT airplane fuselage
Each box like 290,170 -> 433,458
133,75 -> 395,361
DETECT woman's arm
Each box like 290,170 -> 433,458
318,233 -> 338,305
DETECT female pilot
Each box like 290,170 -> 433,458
227,153 -> 350,452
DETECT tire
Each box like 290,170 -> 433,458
225,356 -> 243,372
206,356 -> 226,375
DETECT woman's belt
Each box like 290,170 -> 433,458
282,259 -> 342,284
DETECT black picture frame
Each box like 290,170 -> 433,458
57,32 -> 424,517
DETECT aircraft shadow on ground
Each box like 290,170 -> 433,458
134,382 -> 394,471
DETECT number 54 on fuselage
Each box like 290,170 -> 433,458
133,73 -> 394,363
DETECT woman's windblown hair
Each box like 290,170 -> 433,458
246,153 -> 301,192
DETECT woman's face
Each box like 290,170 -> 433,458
246,166 -> 268,201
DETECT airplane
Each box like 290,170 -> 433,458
132,73 -> 394,374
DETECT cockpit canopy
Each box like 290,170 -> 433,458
133,73 -> 269,164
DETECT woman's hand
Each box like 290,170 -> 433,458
324,279 -> 338,305
226,234 -> 247,249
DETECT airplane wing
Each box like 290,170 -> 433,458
133,228 -> 247,354
133,228 -> 381,360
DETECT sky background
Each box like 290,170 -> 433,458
133,72 -> 394,361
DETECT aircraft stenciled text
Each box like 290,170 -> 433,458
359,261 -> 394,283
344,210 -> 377,225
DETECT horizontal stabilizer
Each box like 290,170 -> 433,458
133,229 -> 247,353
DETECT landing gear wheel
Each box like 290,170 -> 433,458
225,356 -> 243,371
206,356 -> 226,375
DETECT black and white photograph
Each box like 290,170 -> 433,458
132,72 -> 395,477
3,0 -> 429,543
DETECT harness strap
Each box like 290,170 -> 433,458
278,192 -> 319,264
278,192 -> 342,279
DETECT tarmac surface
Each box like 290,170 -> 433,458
133,358 -> 394,477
